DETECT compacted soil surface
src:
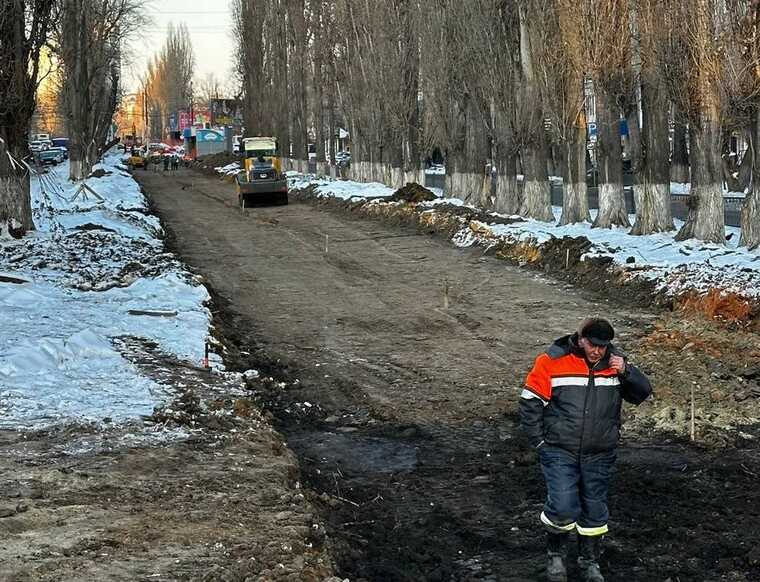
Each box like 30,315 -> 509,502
132,166 -> 760,582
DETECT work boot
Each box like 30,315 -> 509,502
577,535 -> 605,582
546,532 -> 569,582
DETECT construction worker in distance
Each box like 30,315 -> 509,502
519,317 -> 652,582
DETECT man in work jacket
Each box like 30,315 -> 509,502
519,317 -> 651,582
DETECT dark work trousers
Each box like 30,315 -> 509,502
539,445 -> 616,535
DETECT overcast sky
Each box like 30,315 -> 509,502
124,0 -> 236,94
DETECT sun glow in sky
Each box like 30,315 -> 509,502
124,0 -> 236,93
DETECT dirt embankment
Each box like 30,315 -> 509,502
189,152 -> 243,179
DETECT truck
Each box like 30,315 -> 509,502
123,134 -> 142,150
235,137 -> 288,207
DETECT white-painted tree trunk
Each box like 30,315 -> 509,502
0,176 -> 33,238
446,171 -> 485,205
494,174 -> 519,215
404,168 -> 423,186
593,182 -> 629,228
630,80 -> 674,235
630,182 -> 672,234
561,181 -> 590,224
520,180 -> 554,222
560,136 -> 590,225
676,183 -> 725,243
676,119 -> 725,244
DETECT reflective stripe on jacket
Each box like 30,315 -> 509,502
519,333 -> 652,455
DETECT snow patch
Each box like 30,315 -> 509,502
0,151 -> 213,429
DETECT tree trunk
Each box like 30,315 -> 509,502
670,113 -> 690,184
624,103 -> 641,178
445,96 -> 488,204
275,4 -> 289,162
0,135 -> 33,238
515,4 -> 551,221
494,155 -> 519,215
740,109 -> 760,249
559,125 -> 590,224
328,59 -> 337,177
0,0 -> 53,237
593,88 -> 628,228
314,54 -> 326,175
631,81 -> 674,234
675,115 -> 725,243
492,109 -> 520,214
737,133 -> 753,192
519,143 -> 553,221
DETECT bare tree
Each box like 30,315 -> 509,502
417,1 -> 491,204
516,0 -> 553,222
60,0 -> 144,180
309,0 -> 331,176
628,0 -> 675,235
466,0 -> 522,214
285,0 -> 309,172
141,23 -> 194,141
195,73 -> 223,108
0,0 -> 56,238
725,1 -> 760,249
665,0 -> 728,243
232,0 -> 266,135
585,0 -> 632,228
534,0 -> 590,224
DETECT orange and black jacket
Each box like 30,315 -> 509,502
519,334 -> 652,455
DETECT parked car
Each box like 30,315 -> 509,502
29,141 -> 43,153
36,148 -> 64,165
49,146 -> 68,160
51,137 -> 70,149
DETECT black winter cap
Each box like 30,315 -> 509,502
580,318 -> 615,346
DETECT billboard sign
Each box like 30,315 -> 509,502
209,99 -> 243,127
178,110 -> 191,130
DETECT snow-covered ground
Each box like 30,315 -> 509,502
281,171 -> 760,301
216,161 -> 243,176
289,175 -> 396,200
0,152 -> 214,429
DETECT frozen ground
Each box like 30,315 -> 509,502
0,152 -> 214,429
282,171 -> 760,301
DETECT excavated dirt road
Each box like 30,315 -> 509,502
138,167 -> 760,582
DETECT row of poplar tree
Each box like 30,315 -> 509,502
232,0 -> 760,249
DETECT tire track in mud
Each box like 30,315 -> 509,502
139,168 -> 760,582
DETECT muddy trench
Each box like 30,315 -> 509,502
139,169 -> 760,582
